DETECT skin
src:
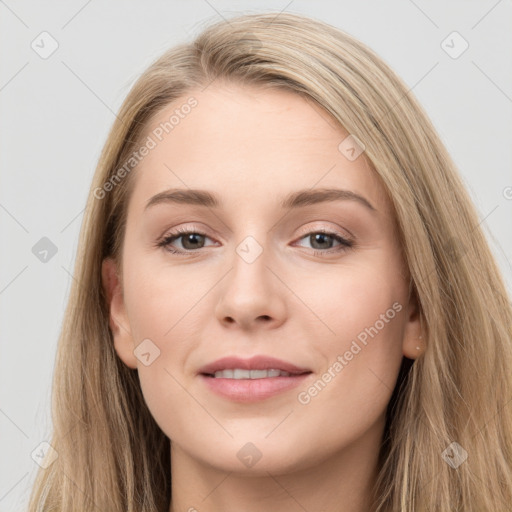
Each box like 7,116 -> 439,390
102,82 -> 423,512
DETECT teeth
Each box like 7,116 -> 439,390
212,368 -> 292,379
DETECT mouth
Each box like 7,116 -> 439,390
197,356 -> 313,402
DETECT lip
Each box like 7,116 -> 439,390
198,355 -> 312,402
198,355 -> 311,376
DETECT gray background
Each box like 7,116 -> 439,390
1,1 -> 511,510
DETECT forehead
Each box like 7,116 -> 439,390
127,82 -> 389,217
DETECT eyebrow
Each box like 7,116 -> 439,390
144,187 -> 376,213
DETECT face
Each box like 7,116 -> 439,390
102,82 -> 422,476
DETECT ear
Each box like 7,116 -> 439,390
401,286 -> 425,359
101,257 -> 138,369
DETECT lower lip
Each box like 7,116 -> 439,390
199,373 -> 312,402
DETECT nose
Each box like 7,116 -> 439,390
214,243 -> 287,331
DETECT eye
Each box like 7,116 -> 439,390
156,227 -> 216,254
294,230 -> 353,255
155,226 -> 354,256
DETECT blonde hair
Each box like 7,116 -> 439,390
28,11 -> 512,512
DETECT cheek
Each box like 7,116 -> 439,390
123,253 -> 202,341
121,255 -> 211,439
137,359 -> 205,446
293,260 -> 406,427
308,256 -> 406,351
291,322 -> 404,473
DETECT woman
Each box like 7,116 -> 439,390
28,11 -> 512,512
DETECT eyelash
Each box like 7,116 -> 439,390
155,226 -> 354,257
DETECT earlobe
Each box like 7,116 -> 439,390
101,258 -> 138,369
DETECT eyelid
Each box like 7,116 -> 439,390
159,223 -> 351,243
294,222 -> 354,241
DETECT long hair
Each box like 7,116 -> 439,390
28,11 -> 512,511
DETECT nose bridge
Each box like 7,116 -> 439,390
215,230 -> 287,329
234,235 -> 268,287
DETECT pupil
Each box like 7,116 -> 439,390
183,234 -> 204,250
312,233 -> 331,249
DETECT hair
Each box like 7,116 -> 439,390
28,10 -> 512,512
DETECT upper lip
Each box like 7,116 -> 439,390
198,356 -> 312,376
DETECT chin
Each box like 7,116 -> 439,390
188,433 -> 326,476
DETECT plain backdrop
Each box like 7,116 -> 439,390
1,1 -> 511,510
